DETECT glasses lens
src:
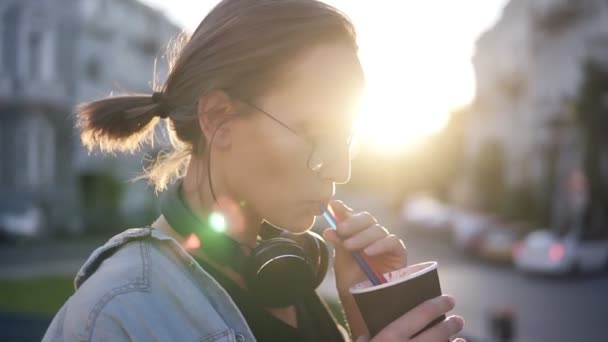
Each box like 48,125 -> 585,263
308,150 -> 324,172
307,132 -> 360,171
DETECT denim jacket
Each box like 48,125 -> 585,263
42,227 -> 256,342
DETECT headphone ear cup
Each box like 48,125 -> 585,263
304,231 -> 329,288
245,237 -> 316,308
280,231 -> 329,289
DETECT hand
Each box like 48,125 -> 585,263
358,295 -> 466,342
322,201 -> 465,341
322,200 -> 407,292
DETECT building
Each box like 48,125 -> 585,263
462,0 -> 608,226
0,0 -> 181,235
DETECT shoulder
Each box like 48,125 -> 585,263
47,228 -> 237,341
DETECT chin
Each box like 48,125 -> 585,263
273,213 -> 315,234
290,215 -> 316,234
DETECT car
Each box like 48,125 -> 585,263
477,222 -> 531,264
0,199 -> 44,243
513,229 -> 608,275
401,195 -> 452,236
451,211 -> 495,253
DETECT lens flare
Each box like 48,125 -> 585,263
208,212 -> 227,233
184,233 -> 201,250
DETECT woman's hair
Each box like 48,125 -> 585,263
77,0 -> 358,191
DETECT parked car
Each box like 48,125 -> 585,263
0,199 -> 44,243
513,229 -> 608,275
451,211 -> 495,253
477,222 -> 531,264
401,195 -> 452,236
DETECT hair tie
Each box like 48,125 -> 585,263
152,91 -> 170,119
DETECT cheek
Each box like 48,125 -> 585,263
226,130 -> 309,204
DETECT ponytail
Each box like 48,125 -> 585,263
77,93 -> 167,154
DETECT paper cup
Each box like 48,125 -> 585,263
349,261 -> 445,337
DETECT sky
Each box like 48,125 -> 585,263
141,0 -> 508,154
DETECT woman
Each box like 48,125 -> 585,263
43,0 -> 465,341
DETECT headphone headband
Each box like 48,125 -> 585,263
160,181 -> 246,271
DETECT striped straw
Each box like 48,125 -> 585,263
322,206 -> 387,286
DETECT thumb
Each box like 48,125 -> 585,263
329,200 -> 354,222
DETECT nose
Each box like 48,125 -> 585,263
317,147 -> 351,184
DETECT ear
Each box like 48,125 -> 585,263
197,90 -> 236,149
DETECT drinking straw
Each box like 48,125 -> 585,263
322,206 -> 387,285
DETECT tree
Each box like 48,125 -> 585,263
575,59 -> 608,240
473,139 -> 506,213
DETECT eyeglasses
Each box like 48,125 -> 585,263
237,100 -> 359,172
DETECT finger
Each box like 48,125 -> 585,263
382,295 -> 455,338
329,200 -> 354,221
322,228 -> 343,246
452,338 -> 466,342
336,211 -> 378,238
343,224 -> 390,250
363,234 -> 406,257
411,315 -> 465,342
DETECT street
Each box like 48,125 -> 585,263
402,234 -> 608,342
318,231 -> 608,342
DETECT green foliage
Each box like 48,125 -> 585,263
574,59 -> 608,237
473,140 -> 505,213
0,276 -> 73,315
79,171 -> 126,233
499,184 -> 545,226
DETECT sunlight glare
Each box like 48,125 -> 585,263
141,0 -> 504,155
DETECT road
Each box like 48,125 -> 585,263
319,231 -> 608,342
403,233 -> 608,342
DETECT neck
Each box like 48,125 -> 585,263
181,158 -> 261,248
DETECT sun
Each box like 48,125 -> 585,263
140,0 -> 492,156
353,85 -> 452,155
346,5 -> 477,156
352,50 -> 473,155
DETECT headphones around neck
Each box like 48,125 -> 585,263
160,181 -> 329,308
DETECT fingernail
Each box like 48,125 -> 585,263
444,295 -> 455,308
450,315 -> 465,329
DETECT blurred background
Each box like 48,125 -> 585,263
1,0 -> 607,341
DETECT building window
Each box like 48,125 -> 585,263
28,31 -> 42,80
139,38 -> 159,57
1,5 -> 21,74
41,31 -> 55,82
14,116 -> 56,189
86,58 -> 101,82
